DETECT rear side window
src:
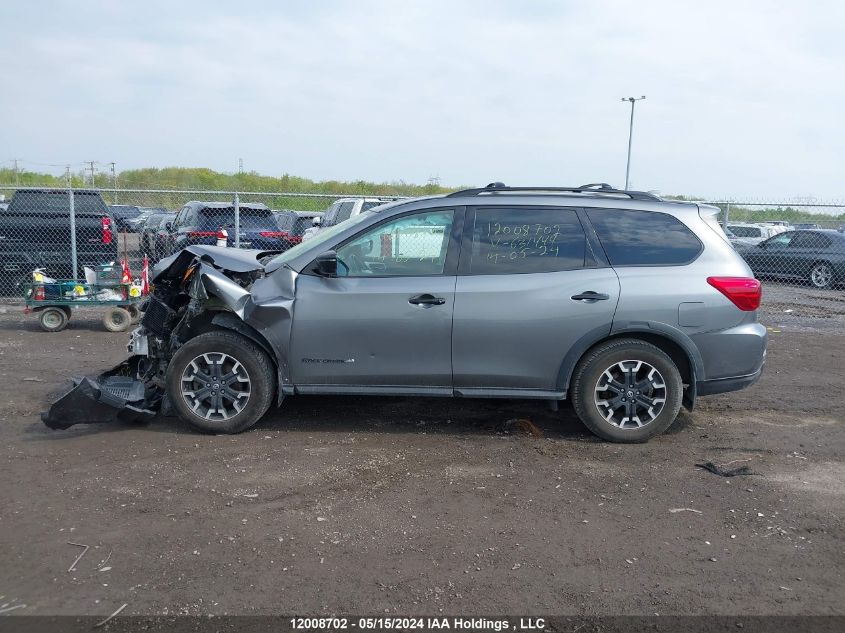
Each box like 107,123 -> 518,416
587,209 -> 702,266
361,201 -> 382,213
790,232 -> 831,249
469,207 -> 586,274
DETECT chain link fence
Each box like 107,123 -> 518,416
1,185 -> 843,329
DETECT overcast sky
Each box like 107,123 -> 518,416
2,0 -> 843,199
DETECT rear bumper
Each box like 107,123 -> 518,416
696,364 -> 764,396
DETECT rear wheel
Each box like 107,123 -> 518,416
166,331 -> 275,434
103,307 -> 132,332
809,262 -> 834,289
571,338 -> 683,443
39,307 -> 69,333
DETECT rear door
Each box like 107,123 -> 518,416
784,231 -> 832,279
290,207 -> 462,392
451,206 -> 619,395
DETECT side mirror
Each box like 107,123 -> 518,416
312,216 -> 322,226
165,222 -> 173,231
312,251 -> 337,277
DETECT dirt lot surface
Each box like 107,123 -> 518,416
0,306 -> 842,619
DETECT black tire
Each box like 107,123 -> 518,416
103,307 -> 132,332
39,307 -> 69,333
570,338 -> 683,443
808,261 -> 834,289
165,331 -> 275,434
126,304 -> 141,323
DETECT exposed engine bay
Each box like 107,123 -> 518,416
42,246 -> 296,430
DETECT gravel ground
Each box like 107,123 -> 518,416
0,307 -> 842,619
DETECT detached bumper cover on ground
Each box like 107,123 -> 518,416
40,245 -> 291,430
41,360 -> 157,429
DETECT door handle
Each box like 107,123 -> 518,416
409,293 -> 446,306
571,291 -> 610,302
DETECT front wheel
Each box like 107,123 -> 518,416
165,331 -> 275,434
570,338 -> 683,443
809,262 -> 834,289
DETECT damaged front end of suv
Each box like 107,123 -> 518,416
42,246 -> 295,432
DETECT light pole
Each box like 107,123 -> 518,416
621,95 -> 645,190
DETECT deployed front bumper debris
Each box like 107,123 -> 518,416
42,360 -> 159,429
40,245 -> 293,430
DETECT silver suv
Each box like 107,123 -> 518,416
44,183 -> 767,443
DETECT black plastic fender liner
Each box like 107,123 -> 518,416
41,359 -> 160,430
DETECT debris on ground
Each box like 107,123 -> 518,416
94,603 -> 128,628
502,418 -> 544,438
67,542 -> 90,572
695,461 -> 759,477
669,508 -> 703,514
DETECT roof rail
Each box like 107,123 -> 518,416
445,182 -> 661,201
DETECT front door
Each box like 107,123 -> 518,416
452,206 -> 620,395
290,208 -> 462,393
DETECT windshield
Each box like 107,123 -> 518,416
267,211 -> 375,268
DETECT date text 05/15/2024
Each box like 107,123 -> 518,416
289,617 -> 546,631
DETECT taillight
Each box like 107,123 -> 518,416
259,231 -> 290,238
102,217 -> 113,244
188,230 -> 228,239
288,235 -> 302,244
707,277 -> 762,311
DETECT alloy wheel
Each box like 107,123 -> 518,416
180,352 -> 251,421
810,263 -> 833,288
594,360 -> 667,429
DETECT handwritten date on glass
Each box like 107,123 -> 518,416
484,222 -> 561,263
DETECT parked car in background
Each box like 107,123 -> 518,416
724,228 -> 757,252
0,188 -> 117,294
742,229 -> 845,289
164,201 -> 290,256
125,206 -> 169,233
301,198 -> 390,242
55,183 -> 767,444
759,221 -> 792,234
726,223 -> 779,244
140,212 -> 175,259
794,223 -> 821,230
273,210 -> 324,246
108,205 -> 144,232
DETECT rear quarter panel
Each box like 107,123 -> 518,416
610,209 -> 766,381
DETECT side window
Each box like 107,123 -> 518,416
173,206 -> 188,227
587,209 -> 702,266
790,232 -> 830,249
469,207 -> 586,274
336,210 -> 455,277
324,203 -> 340,225
764,232 -> 793,249
335,201 -> 355,223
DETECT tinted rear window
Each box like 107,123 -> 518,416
470,207 -> 586,274
292,217 -> 314,236
274,213 -> 295,231
199,207 -> 275,229
10,190 -> 108,214
587,209 -> 702,266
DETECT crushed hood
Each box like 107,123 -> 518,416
152,245 -> 281,280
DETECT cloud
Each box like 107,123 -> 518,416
1,0 -> 843,198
